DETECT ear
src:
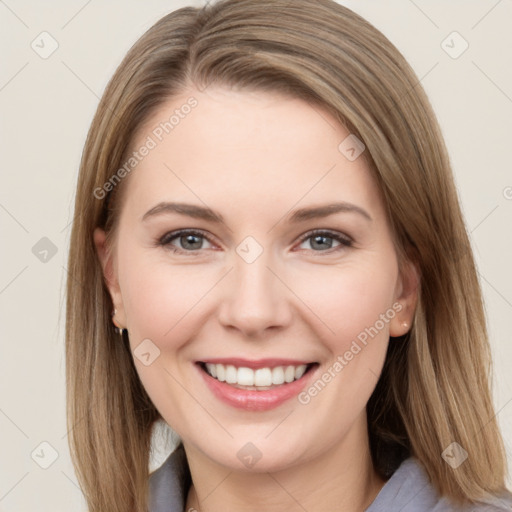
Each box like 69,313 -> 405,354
389,257 -> 420,337
93,227 -> 126,329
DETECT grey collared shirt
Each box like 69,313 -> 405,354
149,444 -> 512,511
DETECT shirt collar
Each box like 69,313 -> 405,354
149,443 -> 190,512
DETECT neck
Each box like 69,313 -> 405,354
184,412 -> 386,512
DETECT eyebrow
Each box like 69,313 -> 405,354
141,201 -> 372,224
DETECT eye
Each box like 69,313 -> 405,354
158,229 -> 215,254
296,229 -> 353,253
157,228 -> 353,255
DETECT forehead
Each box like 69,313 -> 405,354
122,86 -> 382,220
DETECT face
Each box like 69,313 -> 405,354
94,86 -> 418,473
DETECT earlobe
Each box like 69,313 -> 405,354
93,227 -> 127,328
389,259 -> 420,338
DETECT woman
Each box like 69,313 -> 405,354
65,0 -> 512,511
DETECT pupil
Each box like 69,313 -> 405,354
182,234 -> 201,250
312,235 -> 331,250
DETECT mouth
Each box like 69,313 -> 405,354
196,360 -> 319,391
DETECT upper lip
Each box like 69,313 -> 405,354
197,358 -> 316,370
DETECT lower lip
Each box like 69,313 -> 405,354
196,363 -> 318,411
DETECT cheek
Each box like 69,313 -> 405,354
293,263 -> 398,426
116,251 -> 211,421
117,241 -> 232,369
120,255 -> 209,342
295,260 -> 399,353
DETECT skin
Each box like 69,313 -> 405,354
94,85 -> 419,512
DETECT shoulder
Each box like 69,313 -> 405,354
149,443 -> 190,512
149,448 -> 512,512
366,457 -> 512,512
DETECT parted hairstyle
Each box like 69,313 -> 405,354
65,0 -> 511,511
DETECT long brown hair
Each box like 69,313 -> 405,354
65,1 -> 510,510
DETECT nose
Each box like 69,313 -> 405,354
217,249 -> 292,338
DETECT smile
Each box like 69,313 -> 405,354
196,360 -> 319,411
200,362 -> 314,389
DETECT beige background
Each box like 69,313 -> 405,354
1,0 -> 511,510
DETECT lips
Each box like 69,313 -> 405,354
195,359 -> 319,411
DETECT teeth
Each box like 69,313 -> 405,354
206,363 -> 217,378
215,364 -> 225,382
254,368 -> 272,386
225,365 -> 237,384
295,365 -> 307,380
238,366 -> 255,386
284,365 -> 295,383
272,366 -> 285,385
203,363 -> 309,387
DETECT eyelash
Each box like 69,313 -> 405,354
157,228 -> 353,255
